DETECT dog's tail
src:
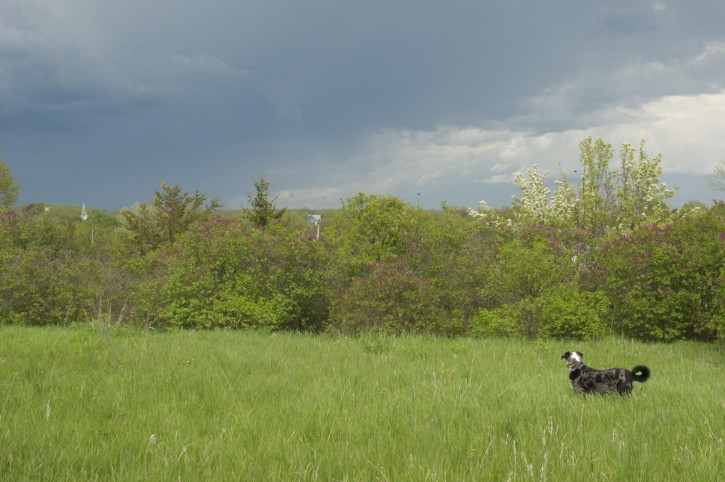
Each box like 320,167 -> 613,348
631,365 -> 650,383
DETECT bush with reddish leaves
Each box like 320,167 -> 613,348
582,204 -> 724,341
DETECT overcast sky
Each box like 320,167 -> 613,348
2,0 -> 724,211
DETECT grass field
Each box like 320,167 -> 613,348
0,325 -> 722,481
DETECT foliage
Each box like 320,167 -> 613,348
511,165 -> 553,224
0,209 -> 132,326
142,219 -> 329,331
0,246 -> 83,325
418,211 -> 500,322
325,197 -> 490,335
615,141 -> 673,230
538,284 -> 608,339
582,204 -> 725,341
0,155 -> 19,209
473,137 -> 674,235
242,175 -> 286,228
511,165 -> 576,226
576,137 -> 617,235
324,193 -> 413,280
327,258 -> 447,334
493,236 -> 567,304
470,307 -> 519,337
471,286 -> 606,341
0,149 -> 722,343
467,199 -> 506,226
121,182 -> 220,254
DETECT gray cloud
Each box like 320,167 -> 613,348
2,0 -> 724,210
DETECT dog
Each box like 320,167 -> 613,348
561,351 -> 650,395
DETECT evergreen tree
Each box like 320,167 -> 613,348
243,175 -> 286,228
122,182 -> 220,253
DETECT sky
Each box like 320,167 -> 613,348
2,0 -> 725,211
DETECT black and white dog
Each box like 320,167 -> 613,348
561,351 -> 650,395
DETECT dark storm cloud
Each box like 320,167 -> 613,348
2,0 -> 724,209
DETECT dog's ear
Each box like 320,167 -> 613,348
576,351 -> 584,359
561,352 -> 571,359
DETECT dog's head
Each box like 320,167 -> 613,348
561,351 -> 584,369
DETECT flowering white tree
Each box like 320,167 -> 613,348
469,165 -> 577,227
550,174 -> 577,224
617,141 -> 674,230
512,165 -> 552,224
470,137 -> 673,234
467,200 -> 507,226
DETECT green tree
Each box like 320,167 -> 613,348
323,193 -> 453,334
324,193 -> 412,280
575,137 -> 616,236
0,156 -> 19,209
616,140 -> 673,230
121,182 -> 220,253
243,175 -> 286,228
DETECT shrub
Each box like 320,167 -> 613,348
0,210 -> 129,326
538,285 -> 607,339
0,246 -> 87,325
327,259 -> 447,335
146,219 -> 330,331
470,307 -> 519,337
324,193 -> 413,282
583,204 -> 725,341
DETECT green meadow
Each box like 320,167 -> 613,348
0,326 -> 722,481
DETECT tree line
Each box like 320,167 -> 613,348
1,139 -> 723,341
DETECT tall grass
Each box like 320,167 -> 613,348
0,326 -> 722,480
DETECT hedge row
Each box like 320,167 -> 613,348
1,198 -> 723,341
